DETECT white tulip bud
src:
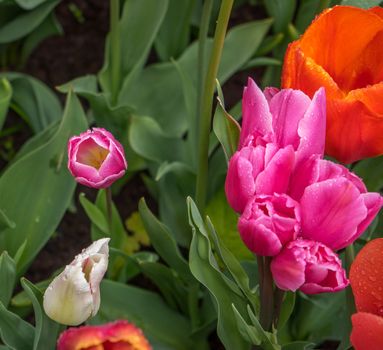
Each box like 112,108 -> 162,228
43,238 -> 110,326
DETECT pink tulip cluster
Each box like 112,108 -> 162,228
225,78 -> 383,294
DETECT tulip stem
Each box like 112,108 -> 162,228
257,255 -> 274,331
106,187 -> 113,234
110,0 -> 121,105
273,287 -> 285,328
195,0 -> 234,212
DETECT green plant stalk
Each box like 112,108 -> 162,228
110,0 -> 121,105
106,187 -> 113,233
195,0 -> 234,211
273,287 -> 285,328
259,256 -> 274,331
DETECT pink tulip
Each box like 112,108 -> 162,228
225,143 -> 295,213
290,156 -> 383,251
271,239 -> 349,294
240,78 -> 326,165
68,128 -> 127,189
238,194 -> 301,256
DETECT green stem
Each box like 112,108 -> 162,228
345,244 -> 356,315
195,0 -> 234,212
106,187 -> 113,233
273,287 -> 285,328
110,0 -> 121,105
261,257 -> 274,331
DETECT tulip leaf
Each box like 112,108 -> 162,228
277,292 -> 295,330
282,342 -> 315,350
138,198 -> 192,283
232,304 -> 262,345
264,0 -> 297,33
0,209 -> 16,231
188,197 -> 253,350
0,301 -> 35,350
0,91 -> 88,274
79,193 -> 109,235
14,0 -> 50,10
0,78 -> 12,132
92,280 -> 197,350
20,278 -> 61,350
0,0 -> 59,43
0,252 -> 16,307
341,0 -> 383,8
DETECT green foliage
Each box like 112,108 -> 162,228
0,79 -> 11,132
0,252 -> 16,307
353,156 -> 383,192
0,92 -> 87,274
341,0 -> 383,7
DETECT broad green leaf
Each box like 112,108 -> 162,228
155,0 -> 195,61
353,156 -> 383,191
3,73 -> 61,133
0,252 -> 15,306
100,0 -> 169,95
188,198 -> 252,350
341,0 -> 382,7
277,292 -> 295,330
21,278 -> 61,350
92,280 -> 195,350
14,0 -> 49,10
213,96 -> 240,162
20,13 -> 62,65
0,91 -> 87,274
138,198 -> 192,282
0,0 -> 59,43
206,189 -> 253,260
11,279 -> 50,308
232,305 -> 262,345
0,209 -> 15,230
79,193 -> 109,234
264,0 -> 296,33
0,301 -> 34,350
0,78 -> 12,131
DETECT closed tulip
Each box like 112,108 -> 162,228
57,320 -> 151,350
68,128 -> 127,189
43,238 -> 110,326
238,194 -> 301,256
351,312 -> 383,350
282,6 -> 383,163
271,239 -> 349,294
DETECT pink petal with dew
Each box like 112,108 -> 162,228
301,178 -> 368,250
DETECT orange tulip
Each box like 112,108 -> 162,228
282,6 -> 383,164
351,312 -> 383,350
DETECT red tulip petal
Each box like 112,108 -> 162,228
351,312 -> 383,350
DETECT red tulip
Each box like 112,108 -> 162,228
282,6 -> 383,163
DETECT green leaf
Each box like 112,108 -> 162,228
0,209 -> 15,230
14,0 -> 49,10
0,301 -> 34,350
341,0 -> 382,8
100,0 -> 169,95
282,341 -> 315,350
206,189 -> 253,261
21,278 -> 61,350
353,156 -> 383,192
138,198 -> 192,282
0,252 -> 16,306
277,292 -> 295,330
0,78 -> 12,132
213,95 -> 240,162
0,0 -> 59,43
79,193 -> 109,235
264,0 -> 296,32
232,304 -> 262,345
0,91 -> 88,274
91,279 -> 195,350
20,13 -> 62,65
3,73 -> 62,133
188,197 -> 252,350
155,0 -> 195,61
11,279 -> 50,308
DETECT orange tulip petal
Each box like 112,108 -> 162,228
57,321 -> 152,350
369,6 -> 383,20
350,238 -> 383,317
351,312 -> 383,350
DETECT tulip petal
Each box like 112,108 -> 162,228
351,312 -> 383,350
239,78 -> 273,147
301,178 -> 367,250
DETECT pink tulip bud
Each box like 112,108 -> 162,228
271,239 -> 349,294
68,128 -> 127,189
238,194 -> 301,256
290,156 -> 383,251
57,320 -> 152,350
240,78 -> 326,166
225,143 -> 295,213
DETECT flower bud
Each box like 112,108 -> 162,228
68,128 -> 127,188
271,239 -> 349,294
57,320 -> 152,350
43,238 -> 110,326
238,194 -> 300,256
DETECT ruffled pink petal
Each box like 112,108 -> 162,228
255,144 -> 295,195
269,89 -> 311,149
296,87 -> 326,164
239,78 -> 273,148
300,178 -> 368,250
